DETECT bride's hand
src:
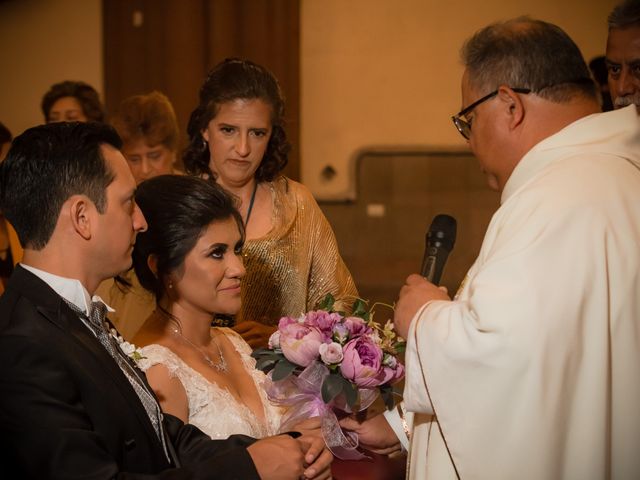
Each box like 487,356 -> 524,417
291,417 -> 322,438
297,434 -> 333,480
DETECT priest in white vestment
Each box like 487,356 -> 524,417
390,18 -> 640,480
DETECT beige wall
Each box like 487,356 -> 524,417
301,0 -> 618,200
0,0 -> 102,137
0,0 -> 618,184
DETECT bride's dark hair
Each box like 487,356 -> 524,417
132,174 -> 245,301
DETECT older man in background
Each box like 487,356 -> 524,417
606,0 -> 640,111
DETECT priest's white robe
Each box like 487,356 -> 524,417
403,105 -> 640,479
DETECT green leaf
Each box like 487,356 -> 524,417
255,357 -> 279,373
379,385 -> 395,410
250,347 -> 272,359
351,298 -> 368,317
342,378 -> 358,408
272,358 -> 297,381
394,342 -> 406,354
317,293 -> 336,311
321,374 -> 344,404
379,385 -> 403,410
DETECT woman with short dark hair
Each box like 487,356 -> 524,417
41,80 -> 105,123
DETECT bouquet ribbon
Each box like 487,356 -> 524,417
265,362 -> 378,460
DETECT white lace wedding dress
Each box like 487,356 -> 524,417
138,328 -> 283,440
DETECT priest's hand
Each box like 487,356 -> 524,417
233,320 -> 277,349
339,413 -> 401,455
394,274 -> 450,339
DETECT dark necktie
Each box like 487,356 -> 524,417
66,299 -> 170,459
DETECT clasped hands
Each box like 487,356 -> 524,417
248,418 -> 332,480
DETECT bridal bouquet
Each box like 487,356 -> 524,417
252,294 -> 405,459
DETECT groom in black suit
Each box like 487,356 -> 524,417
0,122 -> 330,479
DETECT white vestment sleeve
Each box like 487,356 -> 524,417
383,404 -> 413,451
403,303 -> 434,415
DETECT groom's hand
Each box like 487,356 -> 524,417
247,434 -> 305,479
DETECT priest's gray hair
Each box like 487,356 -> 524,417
461,17 -> 597,103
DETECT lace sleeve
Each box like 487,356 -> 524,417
137,344 -> 182,379
217,328 -> 255,363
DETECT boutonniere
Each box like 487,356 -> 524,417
108,326 -> 145,363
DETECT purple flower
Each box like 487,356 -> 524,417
279,322 -> 324,367
278,315 -> 300,329
332,323 -> 350,345
340,336 -> 388,387
305,310 -> 342,340
343,316 -> 372,338
319,342 -> 344,365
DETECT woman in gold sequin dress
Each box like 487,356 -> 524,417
184,59 -> 358,349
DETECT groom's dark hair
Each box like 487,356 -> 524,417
0,121 -> 120,249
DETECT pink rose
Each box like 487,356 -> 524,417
343,317 -> 372,338
278,315 -> 300,329
340,336 -> 388,387
319,342 -> 344,365
305,310 -> 342,340
279,323 -> 324,367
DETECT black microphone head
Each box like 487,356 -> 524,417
426,214 -> 457,253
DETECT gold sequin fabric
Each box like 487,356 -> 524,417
237,177 -> 358,325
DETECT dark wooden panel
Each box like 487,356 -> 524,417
321,150 -> 501,305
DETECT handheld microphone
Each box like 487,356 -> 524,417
420,214 -> 457,284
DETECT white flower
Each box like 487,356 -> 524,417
319,342 -> 344,365
119,341 -> 136,356
109,328 -> 145,363
268,330 -> 281,349
382,353 -> 397,368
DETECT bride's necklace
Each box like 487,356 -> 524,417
166,315 -> 228,373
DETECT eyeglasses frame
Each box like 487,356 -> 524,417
451,87 -> 532,140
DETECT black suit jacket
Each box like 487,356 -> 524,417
0,266 -> 260,479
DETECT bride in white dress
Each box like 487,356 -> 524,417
129,175 -> 330,479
